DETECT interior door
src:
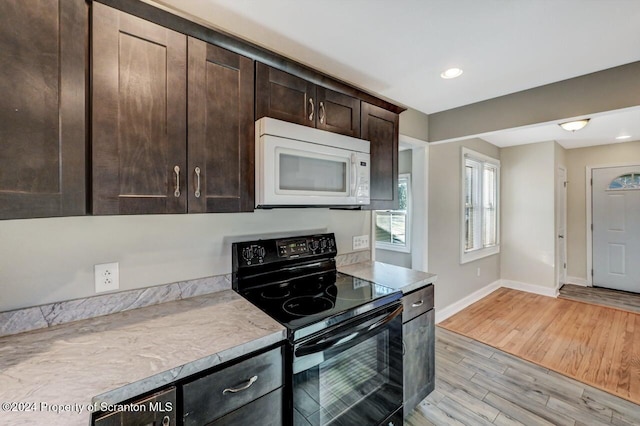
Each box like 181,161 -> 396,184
592,166 -> 640,292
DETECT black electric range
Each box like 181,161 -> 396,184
232,233 -> 402,341
232,233 -> 405,426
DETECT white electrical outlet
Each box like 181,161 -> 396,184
95,262 -> 119,293
352,235 -> 369,251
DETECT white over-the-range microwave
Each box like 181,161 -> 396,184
255,117 -> 370,208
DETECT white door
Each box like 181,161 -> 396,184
556,167 -> 567,288
592,166 -> 640,292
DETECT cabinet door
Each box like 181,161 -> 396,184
0,0 -> 86,220
403,309 -> 435,416
188,38 -> 254,213
92,3 -> 187,215
256,63 -> 316,127
316,87 -> 361,137
361,103 -> 399,210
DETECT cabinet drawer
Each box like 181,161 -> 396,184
183,346 -> 283,426
402,285 -> 434,323
205,388 -> 282,426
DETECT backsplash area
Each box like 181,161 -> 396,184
0,250 -> 370,338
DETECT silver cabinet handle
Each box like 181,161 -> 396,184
194,167 -> 201,198
222,375 -> 258,395
162,415 -> 170,426
173,166 -> 181,197
319,101 -> 326,124
411,300 -> 424,308
308,97 -> 314,121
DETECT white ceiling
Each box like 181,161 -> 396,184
154,0 -> 640,148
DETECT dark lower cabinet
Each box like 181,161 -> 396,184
94,387 -> 177,426
92,2 -> 187,215
205,388 -> 282,426
187,37 -> 255,213
361,102 -> 399,211
0,0 -> 87,220
403,307 -> 435,417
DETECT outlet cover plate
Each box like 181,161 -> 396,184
353,235 -> 369,251
95,262 -> 119,293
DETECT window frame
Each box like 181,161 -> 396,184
375,173 -> 411,253
460,148 -> 500,264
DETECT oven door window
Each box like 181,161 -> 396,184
277,149 -> 349,195
293,305 -> 403,426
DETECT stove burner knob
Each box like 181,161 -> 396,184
242,247 -> 253,261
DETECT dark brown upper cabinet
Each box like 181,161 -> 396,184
256,63 -> 361,137
361,103 -> 399,211
0,0 -> 87,220
92,2 -> 187,215
92,4 -> 254,215
187,38 -> 255,213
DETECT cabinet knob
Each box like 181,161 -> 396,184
308,97 -> 314,121
162,415 -> 170,426
173,166 -> 181,198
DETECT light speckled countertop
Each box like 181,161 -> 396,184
0,290 -> 285,426
338,261 -> 437,294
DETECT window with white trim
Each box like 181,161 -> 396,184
461,148 -> 500,263
375,174 -> 411,253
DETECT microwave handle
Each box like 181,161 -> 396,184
350,153 -> 357,197
295,304 -> 403,357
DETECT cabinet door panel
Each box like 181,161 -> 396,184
316,87 -> 360,137
188,38 -> 254,213
361,103 -> 399,210
92,3 -> 187,214
0,0 -> 86,219
403,309 -> 435,415
256,63 -> 316,127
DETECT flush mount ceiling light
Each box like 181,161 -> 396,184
558,119 -> 590,132
441,68 -> 463,79
616,135 -> 631,140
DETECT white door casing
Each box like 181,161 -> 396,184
556,167 -> 567,289
592,166 -> 640,293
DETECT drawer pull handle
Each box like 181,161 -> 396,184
194,166 -> 201,198
162,415 -> 170,426
411,300 -> 424,308
222,375 -> 258,395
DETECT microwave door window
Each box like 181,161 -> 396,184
279,153 -> 347,194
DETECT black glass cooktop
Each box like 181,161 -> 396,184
240,271 -> 401,337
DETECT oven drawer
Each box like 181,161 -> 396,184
402,285 -> 434,323
182,346 -> 283,426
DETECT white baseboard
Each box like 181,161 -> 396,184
565,276 -> 588,287
435,280 -> 501,324
500,279 -> 559,298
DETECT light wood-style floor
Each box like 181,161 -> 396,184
406,328 -> 640,426
559,284 -> 640,314
438,288 -> 640,406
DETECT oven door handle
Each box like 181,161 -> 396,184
295,304 -> 403,357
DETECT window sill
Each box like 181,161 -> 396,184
376,242 -> 411,254
460,245 -> 499,264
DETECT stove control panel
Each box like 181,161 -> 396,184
233,233 -> 337,269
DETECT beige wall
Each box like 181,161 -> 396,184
565,140 -> 640,280
429,61 -> 640,142
428,138 -> 501,310
0,210 -> 370,312
399,108 -> 429,142
501,141 -> 556,289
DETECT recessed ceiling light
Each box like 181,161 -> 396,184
615,135 -> 631,140
559,119 -> 590,132
441,68 -> 463,79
